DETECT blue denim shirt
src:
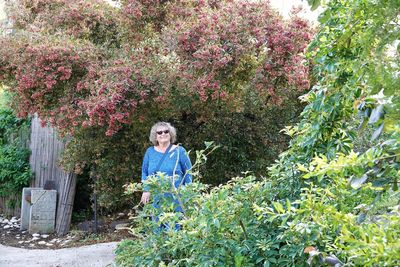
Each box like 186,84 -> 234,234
141,146 -> 192,189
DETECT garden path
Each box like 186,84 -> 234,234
0,241 -> 118,267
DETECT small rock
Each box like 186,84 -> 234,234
45,243 -> 53,247
29,244 -> 35,247
18,241 -> 24,244
32,233 -> 40,238
32,237 -> 40,241
3,219 -> 9,224
16,236 -> 20,239
41,234 -> 49,239
115,223 -> 130,230
3,225 -> 10,229
38,241 -> 46,245
60,239 -> 71,246
6,231 -> 10,234
21,231 -> 27,234
118,212 -> 125,217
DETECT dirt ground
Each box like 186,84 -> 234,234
0,214 -> 133,266
0,214 -> 131,249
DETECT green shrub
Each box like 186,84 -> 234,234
115,0 -> 400,265
0,90 -> 32,212
116,150 -> 400,266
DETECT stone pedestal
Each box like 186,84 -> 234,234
20,188 -> 42,231
20,188 -> 57,234
29,189 -> 57,234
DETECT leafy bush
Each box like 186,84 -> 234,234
116,145 -> 400,266
0,144 -> 31,198
115,0 -> 400,266
0,90 -> 31,212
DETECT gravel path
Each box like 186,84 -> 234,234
0,242 -> 118,267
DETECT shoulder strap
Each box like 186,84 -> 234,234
154,144 -> 173,173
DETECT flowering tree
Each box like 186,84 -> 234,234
0,0 -> 312,209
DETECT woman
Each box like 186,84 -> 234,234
140,122 -> 192,209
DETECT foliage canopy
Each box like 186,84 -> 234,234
0,0 -> 313,209
115,0 -> 400,266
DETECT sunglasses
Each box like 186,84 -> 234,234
156,130 -> 170,135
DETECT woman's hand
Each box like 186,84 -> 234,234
141,192 -> 151,204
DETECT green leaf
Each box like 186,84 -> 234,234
297,163 -> 308,172
286,198 -> 291,212
358,118 -> 368,132
319,35 -> 327,43
273,202 -> 285,214
234,253 -> 244,267
318,10 -> 331,23
393,177 -> 398,191
308,0 -> 321,11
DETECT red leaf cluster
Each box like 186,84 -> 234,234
1,0 -> 313,137
167,1 -> 312,105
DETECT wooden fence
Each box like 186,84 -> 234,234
29,114 -> 76,235
0,115 -> 77,235
0,195 -> 21,218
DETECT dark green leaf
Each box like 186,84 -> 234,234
357,118 -> 368,131
393,177 -> 398,191
308,0 -> 321,11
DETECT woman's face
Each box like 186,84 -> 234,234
156,126 -> 171,144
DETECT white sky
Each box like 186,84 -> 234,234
269,0 -> 322,22
0,0 -> 322,26
0,0 -> 6,22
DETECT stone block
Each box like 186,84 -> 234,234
28,189 -> 57,234
20,188 -> 43,231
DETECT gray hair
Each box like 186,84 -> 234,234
149,122 -> 177,145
